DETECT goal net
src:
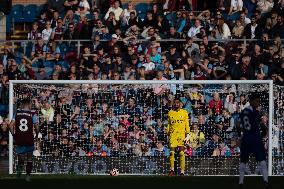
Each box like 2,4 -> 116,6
9,80 -> 278,175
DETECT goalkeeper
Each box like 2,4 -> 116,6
167,98 -> 190,176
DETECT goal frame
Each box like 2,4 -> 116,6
8,80 -> 274,176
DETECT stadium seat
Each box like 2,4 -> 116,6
37,3 -> 48,14
137,13 -> 146,21
86,13 -> 93,21
74,14 -> 80,22
10,4 -> 24,23
23,4 -> 38,23
135,3 -> 149,14
122,3 -> 127,10
6,14 -> 12,33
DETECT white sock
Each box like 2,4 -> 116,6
259,161 -> 268,183
239,162 -> 247,185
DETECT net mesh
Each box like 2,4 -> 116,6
11,82 -> 280,175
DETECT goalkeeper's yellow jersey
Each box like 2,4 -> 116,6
166,109 -> 190,139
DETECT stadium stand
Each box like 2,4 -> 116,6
0,0 -> 284,160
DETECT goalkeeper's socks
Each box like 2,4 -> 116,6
168,170 -> 175,176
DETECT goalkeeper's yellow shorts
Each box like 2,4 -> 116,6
169,136 -> 185,148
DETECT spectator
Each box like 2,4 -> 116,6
188,123 -> 206,156
120,1 -> 136,27
76,0 -> 90,15
159,0 -> 177,12
187,18 -> 202,38
51,18 -> 65,40
244,16 -> 262,39
104,0 -> 123,21
48,0 -> 66,15
151,141 -> 170,156
208,92 -> 223,116
42,21 -> 53,41
28,22 -> 41,40
64,0 -> 78,12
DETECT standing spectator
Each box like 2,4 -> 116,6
188,123 -> 206,156
28,22 -> 41,40
208,92 -> 223,116
51,18 -> 65,40
42,21 -> 53,41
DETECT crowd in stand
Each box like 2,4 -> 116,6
0,0 -> 284,157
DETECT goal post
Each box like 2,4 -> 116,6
8,80 -> 275,175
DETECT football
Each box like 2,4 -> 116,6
110,168 -> 119,176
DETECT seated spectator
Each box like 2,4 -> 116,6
227,0 -> 243,20
244,16 -> 262,39
105,12 -> 119,34
175,11 -> 187,33
232,19 -> 244,38
151,141 -> 170,156
64,23 -> 79,39
48,0 -> 66,15
153,71 -> 168,95
104,0 -> 123,21
76,0 -> 90,15
39,101 -> 55,122
120,1 -> 136,27
271,14 -> 284,38
64,0 -> 78,12
159,0 -> 177,12
257,0 -> 274,14
216,17 -> 231,39
187,18 -> 202,38
142,11 -> 157,30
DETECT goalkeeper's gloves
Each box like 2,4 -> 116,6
184,134 -> 190,144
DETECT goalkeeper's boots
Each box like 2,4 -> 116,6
180,173 -> 185,176
168,170 -> 175,176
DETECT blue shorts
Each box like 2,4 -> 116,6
15,145 -> 34,154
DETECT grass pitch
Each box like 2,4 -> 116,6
0,175 -> 283,189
